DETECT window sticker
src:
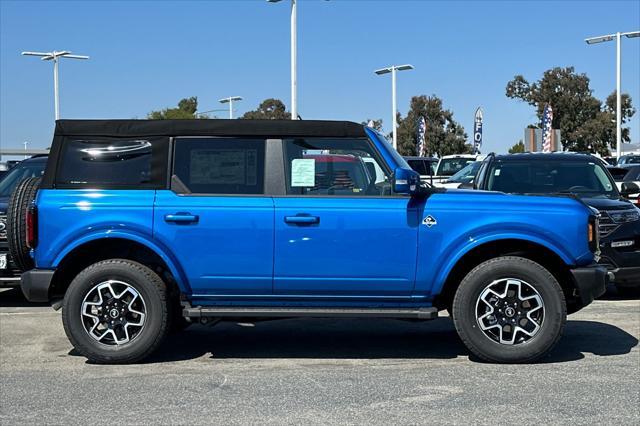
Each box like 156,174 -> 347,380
494,169 -> 501,176
291,158 -> 315,187
190,149 -> 247,185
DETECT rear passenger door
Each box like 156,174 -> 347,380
153,137 -> 274,297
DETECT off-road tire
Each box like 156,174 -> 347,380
452,256 -> 566,363
62,259 -> 169,364
6,176 -> 41,271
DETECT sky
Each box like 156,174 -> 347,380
1,0 -> 639,156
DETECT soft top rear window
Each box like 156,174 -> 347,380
56,137 -> 168,188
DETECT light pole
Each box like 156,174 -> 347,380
585,30 -> 639,159
22,50 -> 90,120
267,0 -> 298,120
374,64 -> 414,150
218,96 -> 243,119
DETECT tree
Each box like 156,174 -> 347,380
241,98 -> 291,120
509,140 -> 525,154
148,96 -> 200,119
505,67 -> 635,155
396,95 -> 471,156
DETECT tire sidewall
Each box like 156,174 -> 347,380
453,257 -> 566,363
62,261 -> 167,363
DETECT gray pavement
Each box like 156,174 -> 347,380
0,286 -> 638,425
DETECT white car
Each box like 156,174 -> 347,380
610,165 -> 640,207
439,160 -> 483,189
432,154 -> 484,187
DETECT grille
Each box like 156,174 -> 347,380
598,213 -> 619,238
0,215 -> 6,240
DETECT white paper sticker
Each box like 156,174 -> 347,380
494,169 -> 501,176
291,159 -> 315,187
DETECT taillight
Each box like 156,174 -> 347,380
26,205 -> 37,249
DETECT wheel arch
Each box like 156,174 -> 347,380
49,234 -> 190,300
433,238 -> 577,312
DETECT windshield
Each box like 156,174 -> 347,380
0,161 -> 45,197
486,160 -> 619,199
437,158 -> 475,176
447,161 -> 481,183
620,155 -> 640,165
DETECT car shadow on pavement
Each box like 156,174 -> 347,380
143,316 -> 638,365
0,287 -> 49,307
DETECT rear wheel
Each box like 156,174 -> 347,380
6,176 -> 41,271
62,259 -> 169,364
452,256 -> 566,363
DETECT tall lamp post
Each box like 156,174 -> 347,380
21,50 -> 90,120
374,64 -> 414,150
267,0 -> 298,120
585,30 -> 639,159
219,96 -> 243,119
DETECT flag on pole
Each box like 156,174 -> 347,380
473,107 -> 483,154
542,104 -> 553,153
417,116 -> 426,157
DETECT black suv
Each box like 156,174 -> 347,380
473,153 -> 640,296
0,156 -> 48,285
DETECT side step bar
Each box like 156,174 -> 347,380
183,306 -> 438,320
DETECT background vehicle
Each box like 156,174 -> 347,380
430,154 -> 479,185
0,156 -> 47,285
16,120 -> 605,364
617,155 -> 640,166
403,156 -> 438,183
608,165 -> 640,207
474,153 -> 640,296
439,160 -> 483,189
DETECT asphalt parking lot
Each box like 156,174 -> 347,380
0,286 -> 638,425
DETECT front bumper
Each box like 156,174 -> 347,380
608,266 -> 640,287
21,268 -> 55,302
570,264 -> 608,307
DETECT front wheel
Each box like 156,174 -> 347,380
62,259 -> 169,364
452,256 -> 566,363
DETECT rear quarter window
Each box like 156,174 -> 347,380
56,137 -> 168,188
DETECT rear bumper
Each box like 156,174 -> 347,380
570,264 -> 608,307
20,269 -> 55,302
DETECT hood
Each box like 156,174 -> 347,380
580,196 -> 635,211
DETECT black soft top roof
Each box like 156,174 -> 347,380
54,119 -> 366,139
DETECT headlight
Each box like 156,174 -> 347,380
588,215 -> 600,255
0,215 -> 6,240
608,210 -> 640,224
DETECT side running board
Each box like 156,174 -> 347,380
183,305 -> 438,320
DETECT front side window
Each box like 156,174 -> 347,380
407,159 -> 430,175
283,138 -> 393,196
57,138 -> 167,188
173,138 -> 265,195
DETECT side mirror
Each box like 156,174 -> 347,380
393,167 -> 420,194
621,181 -> 640,196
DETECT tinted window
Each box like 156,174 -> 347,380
407,159 -> 429,175
284,138 -> 393,196
57,138 -> 166,188
447,161 -> 481,184
0,161 -> 46,197
486,160 -> 618,198
173,138 -> 265,194
437,158 -> 475,176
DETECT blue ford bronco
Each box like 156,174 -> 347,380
13,119 -> 607,364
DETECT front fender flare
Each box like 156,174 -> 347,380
430,231 -> 575,296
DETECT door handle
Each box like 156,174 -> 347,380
164,213 -> 199,223
284,215 -> 320,224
